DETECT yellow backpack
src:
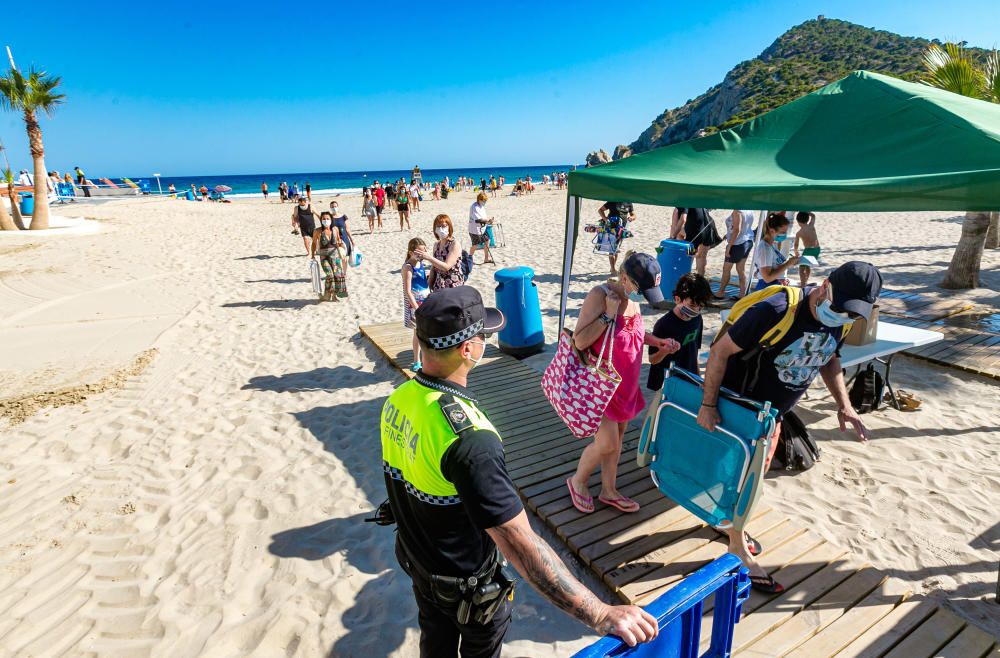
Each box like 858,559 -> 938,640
714,286 -> 852,349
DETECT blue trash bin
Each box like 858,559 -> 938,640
655,239 -> 694,303
494,266 -> 544,357
19,193 -> 34,216
185,190 -> 195,201
572,554 -> 750,658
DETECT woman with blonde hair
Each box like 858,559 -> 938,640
402,237 -> 431,370
468,191 -> 495,265
417,214 -> 464,290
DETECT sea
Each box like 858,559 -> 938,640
149,164 -> 574,198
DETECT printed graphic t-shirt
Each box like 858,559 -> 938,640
647,312 -> 702,390
722,287 -> 845,415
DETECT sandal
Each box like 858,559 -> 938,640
895,390 -> 922,411
598,494 -> 640,513
749,574 -> 785,594
566,478 -> 594,514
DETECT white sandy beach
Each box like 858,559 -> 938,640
1,189 -> 998,656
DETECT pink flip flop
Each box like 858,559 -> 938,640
599,494 -> 640,513
566,478 -> 594,513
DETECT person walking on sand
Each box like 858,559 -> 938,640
468,192 -> 495,265
261,182 -> 269,199
753,213 -> 799,291
396,183 -> 411,231
311,211 -> 345,302
715,209 -> 756,299
409,179 -> 421,212
698,262 -> 882,593
380,286 -> 658,658
373,181 -> 386,229
292,196 -> 317,255
362,188 -> 378,233
305,181 -> 312,201
597,200 -> 636,274
566,252 -> 675,516
419,214 -> 464,291
329,199 -> 355,258
793,211 -> 821,287
402,237 -> 431,371
279,181 -> 288,202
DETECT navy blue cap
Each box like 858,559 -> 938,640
829,261 -> 882,320
622,252 -> 664,305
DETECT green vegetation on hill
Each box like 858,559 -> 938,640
621,17 -> 986,156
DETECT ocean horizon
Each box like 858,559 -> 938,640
146,164 -> 574,197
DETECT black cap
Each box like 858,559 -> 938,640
622,252 -> 664,305
828,261 -> 882,320
415,287 -> 505,350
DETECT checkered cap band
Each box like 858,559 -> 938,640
427,319 -> 484,350
383,461 -> 462,506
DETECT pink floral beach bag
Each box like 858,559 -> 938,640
541,323 -> 622,438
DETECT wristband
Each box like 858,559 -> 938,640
701,402 -> 717,408
599,313 -> 614,325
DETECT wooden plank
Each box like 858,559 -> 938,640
739,567 -> 886,657
729,559 -> 866,653
831,597 -> 938,658
935,622 -> 998,658
581,503 -> 695,568
528,463 -> 650,513
785,580 -> 911,658
879,607 -> 965,658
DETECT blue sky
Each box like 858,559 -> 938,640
3,0 -> 998,176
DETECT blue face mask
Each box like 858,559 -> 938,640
774,234 -> 788,243
816,300 -> 852,327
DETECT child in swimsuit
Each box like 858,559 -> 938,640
793,211 -> 821,287
402,238 -> 430,371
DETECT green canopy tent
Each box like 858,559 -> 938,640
560,70 -> 1000,329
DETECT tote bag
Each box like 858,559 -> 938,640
541,325 -> 621,438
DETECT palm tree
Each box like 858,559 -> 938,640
2,167 -> 26,230
0,67 -> 65,231
922,43 -> 1000,288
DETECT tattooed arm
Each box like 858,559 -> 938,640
487,510 -> 658,647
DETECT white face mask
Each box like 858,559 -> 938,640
321,220 -> 332,228
331,206 -> 339,213
435,226 -> 448,239
467,338 -> 486,369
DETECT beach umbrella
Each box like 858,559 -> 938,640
214,185 -> 232,193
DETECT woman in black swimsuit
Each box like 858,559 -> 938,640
292,197 -> 317,254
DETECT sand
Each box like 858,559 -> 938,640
0,189 -> 997,655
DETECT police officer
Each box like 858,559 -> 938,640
380,287 -> 657,658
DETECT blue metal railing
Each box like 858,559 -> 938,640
572,554 -> 750,658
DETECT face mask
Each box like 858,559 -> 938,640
321,220 -> 332,228
816,300 -> 852,327
678,303 -> 701,320
774,234 -> 788,243
467,339 -> 486,369
435,226 -> 448,239
331,206 -> 339,213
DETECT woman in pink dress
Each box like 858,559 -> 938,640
567,252 -> 678,514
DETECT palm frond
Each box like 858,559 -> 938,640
983,49 -> 1000,103
1,167 -> 13,185
922,42 -> 985,99
0,67 -> 65,115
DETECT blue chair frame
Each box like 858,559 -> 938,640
572,554 -> 751,658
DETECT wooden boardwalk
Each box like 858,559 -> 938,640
709,280 -> 1000,380
361,321 -> 999,657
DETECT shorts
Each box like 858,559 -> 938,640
725,240 -> 752,263
470,232 -> 488,246
398,203 -> 409,212
299,218 -> 316,236
800,246 -> 821,269
376,203 -> 384,213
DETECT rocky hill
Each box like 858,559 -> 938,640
589,17 -> 984,163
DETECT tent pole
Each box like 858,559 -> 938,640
745,209 -> 767,295
559,194 -> 580,330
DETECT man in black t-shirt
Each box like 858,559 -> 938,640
647,273 -> 712,390
381,287 -> 657,657
671,208 -> 717,276
598,200 -> 636,273
696,261 -> 882,594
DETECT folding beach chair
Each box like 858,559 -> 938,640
637,365 -> 776,536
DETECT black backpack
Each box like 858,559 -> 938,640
460,250 -> 474,281
848,364 -> 884,414
771,410 -> 821,472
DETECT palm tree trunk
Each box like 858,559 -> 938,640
25,110 -> 50,230
0,192 -> 17,230
941,211 -> 991,289
7,184 -> 26,230
986,211 -> 1000,249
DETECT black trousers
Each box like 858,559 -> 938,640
412,585 -> 511,658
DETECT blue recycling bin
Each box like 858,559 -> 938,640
19,193 -> 34,216
656,239 -> 694,303
494,266 -> 544,357
572,554 -> 750,658
185,190 -> 195,201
